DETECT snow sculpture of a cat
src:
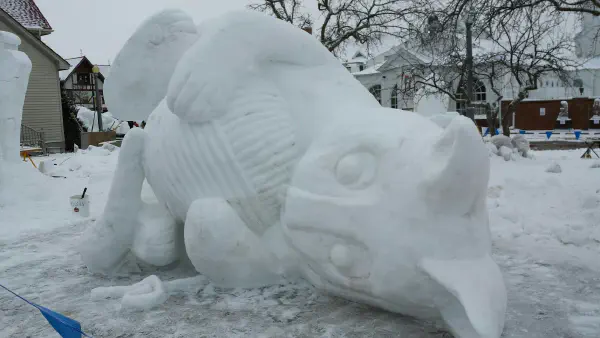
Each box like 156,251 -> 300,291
78,10 -> 506,338
0,31 -> 31,162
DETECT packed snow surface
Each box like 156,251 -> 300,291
1,149 -> 600,337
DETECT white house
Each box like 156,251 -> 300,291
342,36 -> 502,116
343,13 -> 600,120
60,56 -> 110,110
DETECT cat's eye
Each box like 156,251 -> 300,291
335,151 -> 378,189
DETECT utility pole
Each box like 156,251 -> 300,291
465,14 -> 475,121
91,65 -> 103,131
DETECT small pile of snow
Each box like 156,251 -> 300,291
101,143 -> 118,152
486,142 -> 499,156
83,145 -> 112,157
499,146 -> 513,161
491,135 -> 513,150
91,275 -> 168,311
546,162 -> 562,173
488,134 -> 531,161
77,106 -> 128,133
36,145 -> 120,180
511,134 -> 530,157
590,161 -> 600,169
92,275 -> 206,311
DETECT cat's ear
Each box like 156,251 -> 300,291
419,255 -> 507,338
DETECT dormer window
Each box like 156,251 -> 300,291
77,73 -> 91,85
359,64 -> 365,71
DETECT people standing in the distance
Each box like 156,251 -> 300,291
126,121 -> 144,128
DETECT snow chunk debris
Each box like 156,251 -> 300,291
93,275 -> 169,311
511,134 -> 530,157
499,146 -> 513,161
546,162 -> 562,173
491,135 -> 513,150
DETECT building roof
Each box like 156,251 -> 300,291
59,56 -> 110,81
352,62 -> 386,76
59,57 -> 83,80
0,0 -> 52,33
0,6 -> 68,70
578,56 -> 600,70
340,34 -> 402,64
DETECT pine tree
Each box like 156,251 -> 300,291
60,83 -> 85,152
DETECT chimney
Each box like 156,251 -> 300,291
302,26 -> 313,35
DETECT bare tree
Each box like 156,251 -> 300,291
248,0 -> 424,56
248,0 -> 313,31
453,0 -> 600,17
396,4 -> 578,136
483,6 -> 577,136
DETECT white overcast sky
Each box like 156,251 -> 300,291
36,0 -> 319,64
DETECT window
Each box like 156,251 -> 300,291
359,64 -> 365,71
77,73 -> 91,85
369,85 -> 382,104
346,66 -> 351,72
474,80 -> 486,102
403,76 -> 411,90
455,79 -> 486,115
403,75 -> 414,96
455,92 -> 466,114
391,85 -> 399,109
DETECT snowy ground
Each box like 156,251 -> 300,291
1,147 -> 600,337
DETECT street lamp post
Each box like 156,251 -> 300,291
91,65 -> 103,131
465,14 -> 475,121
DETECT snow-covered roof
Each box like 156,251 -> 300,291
345,51 -> 368,64
340,35 -> 402,63
578,56 -> 600,70
353,62 -> 386,76
59,56 -> 111,81
59,57 -> 83,80
0,0 -> 52,32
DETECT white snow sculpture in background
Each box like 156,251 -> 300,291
0,31 -> 32,162
80,10 -> 506,338
558,100 -> 569,119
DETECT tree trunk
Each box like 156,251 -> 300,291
503,88 -> 529,137
502,108 -> 513,137
485,104 -> 496,136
